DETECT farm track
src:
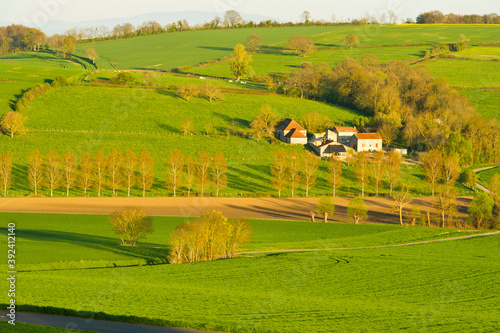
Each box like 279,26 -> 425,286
474,165 -> 500,194
0,196 -> 473,224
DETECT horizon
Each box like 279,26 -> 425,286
3,0 -> 499,35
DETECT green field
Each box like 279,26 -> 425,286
0,50 -> 92,69
459,90 -> 500,120
2,212 -> 497,332
0,322 -> 95,333
74,25 -> 500,71
477,167 -> 500,185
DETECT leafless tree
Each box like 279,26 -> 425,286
212,151 -> 227,197
0,151 -> 13,196
79,152 -> 93,195
28,150 -> 44,195
197,151 -> 211,196
302,151 -> 318,197
107,149 -> 122,196
122,150 -> 137,197
44,151 -> 62,197
328,156 -> 343,197
271,149 -> 288,197
62,151 -> 77,197
167,149 -> 184,197
94,151 -> 106,197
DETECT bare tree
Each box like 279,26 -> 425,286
287,36 -> 316,57
177,84 -> 199,102
212,151 -> 227,197
300,11 -> 312,23
94,151 -> 106,197
436,185 -> 457,228
109,207 -> 153,246
250,104 -> 279,142
197,151 -> 211,196
386,151 -> 401,196
167,149 -> 184,197
302,151 -> 318,197
203,84 -> 225,103
1,112 -> 27,138
423,150 -> 442,196
137,150 -> 154,197
44,150 -> 62,197
62,151 -> 77,197
355,152 -> 369,197
392,186 -> 413,225
370,151 -> 384,196
343,33 -> 360,48
328,156 -> 343,197
224,10 -> 242,28
271,149 -> 288,197
84,47 -> 98,64
185,156 -> 195,197
287,150 -> 301,197
180,118 -> 195,136
0,151 -> 12,196
443,155 -> 459,187
79,152 -> 93,195
122,150 -> 137,197
107,149 -> 122,196
244,34 -> 263,52
28,150 -> 44,195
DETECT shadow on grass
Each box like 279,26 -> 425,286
197,46 -> 234,52
1,228 -> 169,262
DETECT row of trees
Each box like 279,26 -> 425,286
0,25 -> 45,55
416,11 -> 500,24
0,149 -> 228,198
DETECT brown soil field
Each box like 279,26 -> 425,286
0,196 -> 473,224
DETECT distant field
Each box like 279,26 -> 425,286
0,64 -> 85,116
7,231 -> 499,332
190,46 -> 433,77
458,46 -> 500,57
422,58 -> 500,88
74,25 -> 500,71
459,90 -> 500,120
0,50 -> 89,69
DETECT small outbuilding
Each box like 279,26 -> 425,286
275,119 -> 308,144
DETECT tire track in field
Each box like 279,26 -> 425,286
238,230 -> 500,255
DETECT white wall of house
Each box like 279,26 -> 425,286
354,138 -> 383,152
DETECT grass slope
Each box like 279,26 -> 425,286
477,167 -> 500,185
6,233 -> 499,332
459,90 -> 500,121
0,322 -> 96,333
0,212 -> 484,271
74,25 -> 500,71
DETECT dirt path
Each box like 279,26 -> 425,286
0,196 -> 472,224
473,165 -> 500,194
239,230 -> 500,255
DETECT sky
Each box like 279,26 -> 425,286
3,0 -> 499,26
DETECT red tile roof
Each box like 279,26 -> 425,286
355,133 -> 382,140
285,128 -> 307,139
335,126 -> 358,133
277,118 -> 307,132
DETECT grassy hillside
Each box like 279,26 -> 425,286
459,90 -> 500,121
477,167 -> 500,185
6,229 -> 499,332
74,25 -> 500,71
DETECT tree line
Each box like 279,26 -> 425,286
415,11 -> 500,24
0,25 -> 46,55
0,149 -> 228,198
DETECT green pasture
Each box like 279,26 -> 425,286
74,25 -> 500,71
0,64 -> 85,116
0,50 -> 91,69
0,212 -> 487,271
0,322 -> 96,333
477,167 -> 500,185
422,57 -> 500,88
189,46 -> 433,78
458,46 -> 500,57
459,90 -> 500,120
5,231 -> 499,332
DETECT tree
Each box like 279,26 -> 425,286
300,11 -> 312,23
328,156 -> 343,197
167,149 -> 184,197
355,152 -> 369,197
343,33 -> 360,48
0,151 -> 12,196
94,151 -> 106,197
317,197 -> 335,222
143,71 -> 155,87
62,151 -> 77,197
250,104 -> 279,142
443,155 -> 459,187
392,186 -> 413,225
62,35 -> 76,59
435,185 -> 457,228
458,169 -> 477,189
225,10 -> 242,28
287,36 -> 316,57
79,152 -> 93,195
423,150 -> 442,196
28,150 -> 44,195
107,149 -> 122,196
370,151 -> 385,196
197,151 -> 211,196
347,197 -> 368,224
1,112 -> 27,138
488,174 -> 500,203
383,151 -> 401,196
185,156 -> 195,197
302,151 -> 318,197
137,150 -> 154,197
457,34 -> 469,51
44,150 -> 62,197
467,192 -> 494,228
409,205 -> 422,226
180,118 -> 195,136
230,44 -> 252,82
287,150 -> 301,197
177,84 -> 199,102
203,84 -> 225,103
109,207 -> 153,246
122,150 -> 137,197
204,122 -> 215,137
301,111 -> 332,134
110,72 -> 135,85
84,47 -> 98,64
212,151 -> 227,197
244,34 -> 263,52
271,150 -> 288,197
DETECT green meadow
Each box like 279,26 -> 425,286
459,90 -> 500,120
0,322 -> 96,333
477,167 -> 500,185
2,214 -> 497,332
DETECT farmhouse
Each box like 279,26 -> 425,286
309,137 -> 350,159
326,127 -> 358,146
352,133 -> 383,152
275,119 -> 308,144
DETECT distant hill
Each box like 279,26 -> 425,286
15,11 -> 275,36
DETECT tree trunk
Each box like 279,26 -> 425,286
128,185 -> 130,197
50,187 -> 53,197
310,211 -> 315,222
324,213 -> 328,223
10,131 -> 13,138
67,186 -> 69,197
399,208 -> 403,225
143,188 -> 146,197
